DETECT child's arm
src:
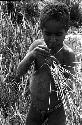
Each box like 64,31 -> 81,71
63,44 -> 75,75
16,39 -> 48,79
16,50 -> 34,77
15,41 -> 36,79
63,51 -> 75,90
65,52 -> 75,75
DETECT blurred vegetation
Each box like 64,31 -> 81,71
0,0 -> 82,124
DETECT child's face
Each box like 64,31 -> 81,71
42,19 -> 67,53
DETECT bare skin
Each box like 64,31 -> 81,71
16,19 -> 75,125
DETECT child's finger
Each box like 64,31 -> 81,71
39,48 -> 50,56
50,55 -> 60,64
37,45 -> 50,52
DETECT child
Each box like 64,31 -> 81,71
16,2 -> 75,125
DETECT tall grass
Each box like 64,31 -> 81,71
0,1 -> 82,125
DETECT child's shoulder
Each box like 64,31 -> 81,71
29,39 -> 45,51
63,43 -> 75,64
63,43 -> 75,56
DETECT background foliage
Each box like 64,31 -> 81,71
0,0 -> 82,124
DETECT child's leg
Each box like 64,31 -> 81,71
48,105 -> 66,125
25,102 -> 43,125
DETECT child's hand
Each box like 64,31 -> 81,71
31,44 -> 59,68
32,44 -> 50,59
49,55 -> 59,65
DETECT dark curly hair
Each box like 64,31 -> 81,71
40,2 -> 70,31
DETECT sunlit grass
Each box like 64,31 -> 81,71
0,2 -> 82,125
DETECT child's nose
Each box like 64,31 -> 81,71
50,35 -> 56,42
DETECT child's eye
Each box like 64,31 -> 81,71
56,33 -> 63,36
45,32 -> 51,36
45,32 -> 63,36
